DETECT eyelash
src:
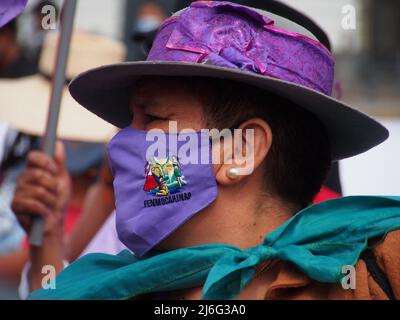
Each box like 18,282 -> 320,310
145,114 -> 169,122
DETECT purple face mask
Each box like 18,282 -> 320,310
107,127 -> 218,257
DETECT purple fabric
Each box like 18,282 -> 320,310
107,128 -> 218,257
0,0 -> 28,28
148,1 -> 334,96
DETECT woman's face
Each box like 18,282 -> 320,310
126,77 -> 271,250
128,77 -> 224,250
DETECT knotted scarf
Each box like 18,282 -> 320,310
29,196 -> 400,300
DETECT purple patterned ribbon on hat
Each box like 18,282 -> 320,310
148,1 -> 335,96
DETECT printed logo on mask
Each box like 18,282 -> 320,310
143,156 -> 191,208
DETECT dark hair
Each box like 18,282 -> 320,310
0,19 -> 18,39
186,77 -> 332,210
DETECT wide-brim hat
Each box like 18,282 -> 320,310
0,31 -> 126,142
68,1 -> 388,159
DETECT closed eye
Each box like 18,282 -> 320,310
145,114 -> 169,122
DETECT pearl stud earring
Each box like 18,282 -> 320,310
226,167 -> 239,180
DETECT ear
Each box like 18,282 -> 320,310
214,118 -> 273,186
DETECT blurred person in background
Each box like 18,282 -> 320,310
0,0 -> 35,298
0,7 -> 49,266
133,2 -> 166,36
0,19 -> 37,78
0,127 -> 106,297
14,145 -> 123,299
0,139 -> 104,279
0,128 -> 37,257
131,2 -> 166,60
0,31 -> 126,297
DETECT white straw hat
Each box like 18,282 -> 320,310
0,31 -> 126,142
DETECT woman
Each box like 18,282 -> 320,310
12,1 -> 400,300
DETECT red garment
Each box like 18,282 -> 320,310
22,206 -> 82,249
63,206 -> 82,234
313,186 -> 341,204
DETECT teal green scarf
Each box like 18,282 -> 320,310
29,196 -> 400,300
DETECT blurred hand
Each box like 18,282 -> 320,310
11,141 -> 71,239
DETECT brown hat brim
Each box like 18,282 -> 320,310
68,61 -> 389,160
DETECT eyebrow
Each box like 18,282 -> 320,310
131,95 -> 159,111
131,87 -> 176,117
